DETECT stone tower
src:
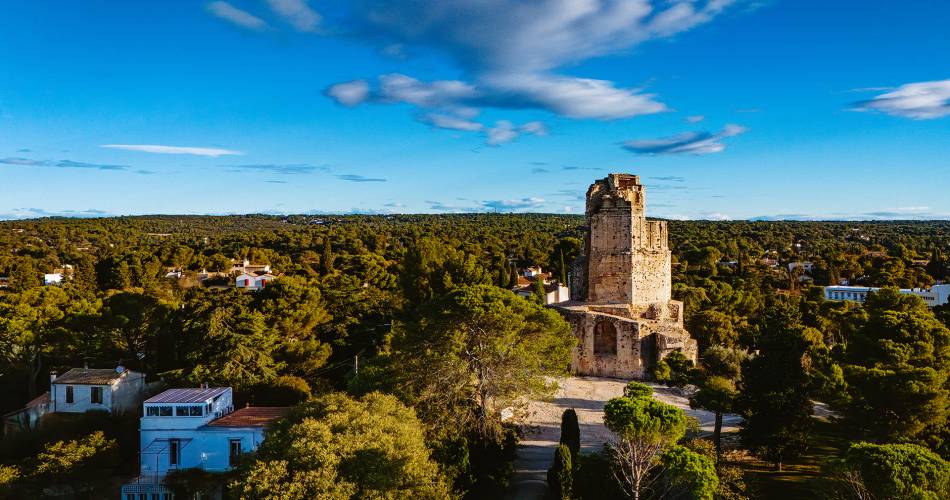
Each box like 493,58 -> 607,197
558,174 -> 697,379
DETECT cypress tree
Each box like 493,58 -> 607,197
560,408 -> 581,465
321,239 -> 334,276
547,444 -> 573,499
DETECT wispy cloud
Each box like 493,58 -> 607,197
101,144 -> 242,157
852,79 -> 950,119
207,1 -> 268,31
225,163 -> 328,175
418,112 -> 484,132
0,157 -> 44,166
265,180 -> 288,184
531,167 -> 550,174
266,0 -> 320,32
482,197 -> 546,211
326,80 -> 371,107
1,157 -> 137,172
623,124 -> 748,155
650,176 -> 686,182
485,120 -> 548,145
337,174 -> 386,182
686,115 -> 705,123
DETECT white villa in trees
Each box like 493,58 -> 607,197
120,386 -> 288,500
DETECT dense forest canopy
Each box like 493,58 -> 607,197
1,213 -> 949,498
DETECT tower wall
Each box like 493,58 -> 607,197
585,174 -> 672,305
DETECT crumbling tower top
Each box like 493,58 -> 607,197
580,173 -> 671,305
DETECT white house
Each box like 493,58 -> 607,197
824,284 -> 950,308
49,367 -> 145,415
787,261 -> 814,273
235,272 -> 276,291
516,281 -> 571,305
231,259 -> 271,275
121,387 -> 288,499
44,264 -> 73,285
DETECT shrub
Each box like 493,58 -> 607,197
623,381 -> 653,400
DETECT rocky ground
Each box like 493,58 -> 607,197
505,376 -> 741,499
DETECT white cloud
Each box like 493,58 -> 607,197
623,124 -> 747,155
485,120 -> 549,146
377,74 -> 479,108
328,1 -> 737,127
854,79 -> 950,119
686,115 -> 705,123
207,1 -> 268,31
266,0 -> 320,32
419,113 -> 484,132
326,80 -> 370,107
101,144 -> 242,157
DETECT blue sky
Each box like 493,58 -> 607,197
1,0 -> 948,220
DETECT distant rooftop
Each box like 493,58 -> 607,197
53,368 -> 128,385
146,387 -> 229,404
206,406 -> 290,428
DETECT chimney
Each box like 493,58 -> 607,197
50,371 -> 57,384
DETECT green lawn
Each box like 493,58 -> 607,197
738,420 -> 850,499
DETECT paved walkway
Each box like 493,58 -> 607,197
505,377 -> 741,499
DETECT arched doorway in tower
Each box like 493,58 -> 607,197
593,320 -> 618,355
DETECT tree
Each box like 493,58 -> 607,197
604,394 -> 688,500
32,431 -> 119,495
688,310 -> 739,350
548,444 -> 574,499
230,392 -> 451,499
653,351 -> 695,388
839,288 -> 950,445
0,286 -> 78,396
737,298 -> 813,471
690,346 -> 748,456
392,285 -> 575,439
533,279 -> 546,304
176,290 -> 282,390
825,442 -> 950,500
321,239 -> 334,276
658,445 -> 719,500
560,408 -> 581,465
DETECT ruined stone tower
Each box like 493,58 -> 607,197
557,174 -> 697,379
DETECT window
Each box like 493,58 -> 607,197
176,406 -> 189,416
593,321 -> 618,355
159,406 -> 173,416
229,439 -> 242,466
189,405 -> 203,416
91,386 -> 103,404
168,439 -> 180,467
65,386 -> 74,404
146,406 -> 159,416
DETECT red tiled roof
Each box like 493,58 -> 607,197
207,407 -> 290,428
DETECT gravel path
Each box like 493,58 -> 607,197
505,376 -> 741,499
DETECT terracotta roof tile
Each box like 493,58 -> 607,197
207,407 -> 290,428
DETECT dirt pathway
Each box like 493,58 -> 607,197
505,376 -> 741,499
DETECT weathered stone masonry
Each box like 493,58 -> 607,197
557,173 -> 698,379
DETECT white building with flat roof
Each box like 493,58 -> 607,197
824,284 -> 950,308
121,387 -> 288,500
